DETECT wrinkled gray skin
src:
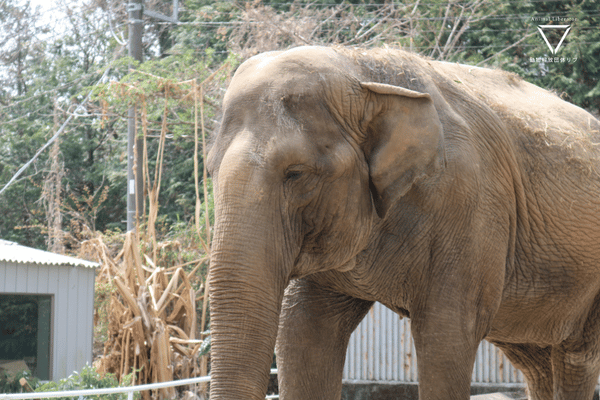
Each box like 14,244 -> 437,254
206,46 -> 600,400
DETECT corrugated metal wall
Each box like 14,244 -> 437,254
343,302 -> 525,384
0,261 -> 96,381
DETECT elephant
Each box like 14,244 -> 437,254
205,45 -> 600,400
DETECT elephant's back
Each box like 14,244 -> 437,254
433,60 -> 600,185
435,62 -> 599,150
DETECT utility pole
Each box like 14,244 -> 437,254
126,0 -> 178,231
127,0 -> 144,232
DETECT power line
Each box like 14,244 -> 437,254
176,13 -> 599,27
179,15 -> 599,25
0,76 -> 91,112
176,20 -> 598,35
0,53 -> 120,197
179,5 -> 600,18
0,103 -> 52,125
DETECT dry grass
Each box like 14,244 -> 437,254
76,71 -> 232,399
82,232 -> 209,399
493,103 -> 600,172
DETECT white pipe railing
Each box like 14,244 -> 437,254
0,370 -> 279,400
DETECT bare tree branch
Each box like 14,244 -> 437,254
476,31 -> 537,66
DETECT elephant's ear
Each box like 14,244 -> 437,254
360,82 -> 445,218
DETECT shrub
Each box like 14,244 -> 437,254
0,369 -> 40,394
35,365 -> 138,400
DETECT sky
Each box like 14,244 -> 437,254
26,0 -> 71,35
29,0 -> 58,11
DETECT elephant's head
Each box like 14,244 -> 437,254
206,46 -> 444,399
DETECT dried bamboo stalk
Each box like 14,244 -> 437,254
114,277 -> 142,317
89,72 -> 233,399
156,268 -> 181,315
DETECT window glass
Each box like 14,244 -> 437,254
0,294 -> 52,380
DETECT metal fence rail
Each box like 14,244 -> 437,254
0,370 -> 279,400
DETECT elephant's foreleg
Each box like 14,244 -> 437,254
410,268 -> 505,397
276,278 -> 373,400
411,310 -> 481,400
492,342 -> 553,400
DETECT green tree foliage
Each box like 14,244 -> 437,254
0,0 -> 125,248
0,0 -> 49,247
442,0 -> 599,114
92,48 -> 235,237
174,1 -> 240,57
0,369 -> 39,394
524,1 -> 600,113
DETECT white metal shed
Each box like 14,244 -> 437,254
343,302 -> 526,385
0,239 -> 98,381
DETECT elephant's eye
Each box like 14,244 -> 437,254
284,169 -> 303,183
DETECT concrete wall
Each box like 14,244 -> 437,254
341,382 -> 600,400
341,382 -> 528,400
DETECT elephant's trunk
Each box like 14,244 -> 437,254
208,255 -> 284,399
208,151 -> 291,399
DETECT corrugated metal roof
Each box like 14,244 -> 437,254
0,239 -> 99,268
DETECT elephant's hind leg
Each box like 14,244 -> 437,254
493,342 -> 553,400
276,278 -> 374,400
551,342 -> 600,400
552,297 -> 600,400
